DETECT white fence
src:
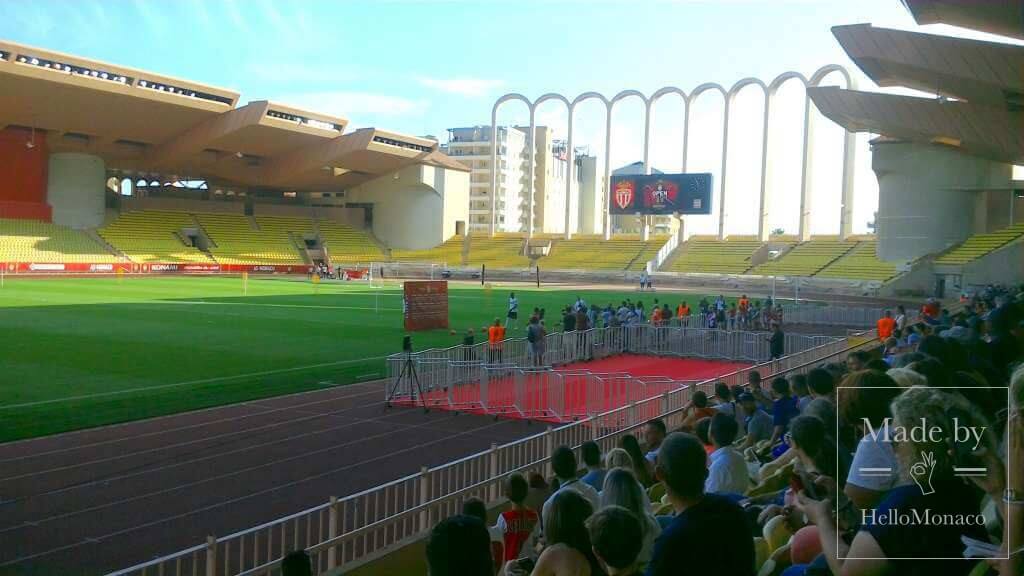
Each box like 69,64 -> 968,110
107,329 -> 876,576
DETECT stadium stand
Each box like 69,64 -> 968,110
816,239 -> 899,281
390,234 -> 464,265
749,237 -> 856,277
465,233 -> 531,268
98,210 -> 213,263
316,220 -> 385,264
197,213 -> 305,265
664,236 -> 763,274
932,222 -> 1024,266
539,234 -> 667,271
0,218 -> 119,263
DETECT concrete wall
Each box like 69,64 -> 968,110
873,141 -> 1012,261
47,153 -> 105,228
975,189 -> 1024,231
963,239 -> 1024,287
346,164 -> 469,250
121,196 -> 245,214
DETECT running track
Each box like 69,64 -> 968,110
0,382 -> 540,575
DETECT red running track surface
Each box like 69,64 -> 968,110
395,354 -> 750,423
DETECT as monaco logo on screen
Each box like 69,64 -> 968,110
614,180 -> 635,211
642,179 -> 679,210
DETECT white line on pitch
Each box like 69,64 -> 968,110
0,356 -> 388,410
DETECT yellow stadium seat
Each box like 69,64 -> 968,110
932,223 -> 1024,266
666,236 -> 765,275
98,210 -> 213,264
750,237 -> 856,277
541,234 -> 669,271
0,218 -> 119,263
815,239 -> 899,282
317,220 -> 385,265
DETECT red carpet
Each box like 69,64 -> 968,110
396,355 -> 750,423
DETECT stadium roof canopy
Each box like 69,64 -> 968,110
0,40 -> 467,191
808,12 -> 1024,166
901,0 -> 1024,40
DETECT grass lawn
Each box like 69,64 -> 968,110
0,275 -> 737,442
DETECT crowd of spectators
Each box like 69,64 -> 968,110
425,285 -> 1023,576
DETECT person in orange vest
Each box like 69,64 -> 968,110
651,305 -> 664,326
488,318 -> 505,363
876,309 -> 896,340
737,294 -> 750,329
677,301 -> 691,327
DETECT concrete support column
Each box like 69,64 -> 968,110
717,99 -> 731,240
564,116 -> 575,240
603,110 -> 613,240
797,96 -> 815,242
47,153 -> 105,229
838,130 -> 856,240
757,100 -> 773,242
527,116 -> 536,240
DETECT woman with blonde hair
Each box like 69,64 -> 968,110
600,468 -> 661,568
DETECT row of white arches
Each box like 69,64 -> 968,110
490,64 -> 857,241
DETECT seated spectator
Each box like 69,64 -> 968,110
642,419 -> 667,464
680,391 -> 717,430
543,445 -> 601,524
525,472 -> 552,513
619,434 -> 656,487
791,373 -> 812,413
580,441 -> 607,492
796,386 -> 992,575
769,377 -> 800,445
885,367 -> 927,388
746,370 -> 772,411
427,515 -> 494,576
836,370 -> 904,511
647,433 -> 755,576
492,473 -> 540,569
807,367 -> 836,403
587,506 -> 645,576
524,490 -> 600,576
846,350 -> 871,372
705,412 -> 749,495
600,468 -> 661,568
463,497 -> 488,524
737,392 -> 774,451
281,550 -> 312,576
694,416 -> 715,457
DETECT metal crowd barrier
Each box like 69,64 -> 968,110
107,328 -> 876,576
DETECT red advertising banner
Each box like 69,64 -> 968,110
403,280 -> 449,331
0,262 -> 313,275
342,267 -> 369,280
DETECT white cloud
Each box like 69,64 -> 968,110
270,91 -> 430,119
417,76 -> 505,97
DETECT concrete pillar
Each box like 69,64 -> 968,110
47,153 -> 105,229
797,96 -> 815,242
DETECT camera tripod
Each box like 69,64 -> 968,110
385,352 -> 429,413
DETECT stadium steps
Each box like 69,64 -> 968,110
0,218 -> 121,263
748,237 -> 857,277
664,236 -> 764,275
84,229 -> 125,260
197,213 -> 305,265
390,234 -> 465,265
316,220 -> 385,265
464,233 -> 531,268
533,234 -> 670,271
98,210 -> 214,263
932,222 -> 1024,266
815,239 -> 898,282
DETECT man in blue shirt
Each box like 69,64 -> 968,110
647,433 -> 754,576
580,440 -> 606,492
769,377 -> 799,445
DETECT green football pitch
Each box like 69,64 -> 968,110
0,275 -> 736,442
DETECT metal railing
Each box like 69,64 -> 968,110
780,305 -> 916,328
107,329 -> 875,576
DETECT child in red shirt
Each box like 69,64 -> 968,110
492,472 -> 539,568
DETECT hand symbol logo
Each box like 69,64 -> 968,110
909,451 -> 937,495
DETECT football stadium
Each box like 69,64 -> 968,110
1,1 -> 1023,575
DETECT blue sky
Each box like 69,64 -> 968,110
3,0 -> 1016,235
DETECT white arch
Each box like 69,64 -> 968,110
490,94 -> 532,236
487,65 -> 855,244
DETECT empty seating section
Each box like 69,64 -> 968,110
932,223 -> 1024,265
750,238 -> 855,277
390,235 -> 464,265
817,240 -> 898,281
631,236 -> 669,271
0,218 -> 118,263
540,235 -> 669,271
98,211 -> 211,263
317,220 -> 384,264
198,213 -> 303,265
667,237 -> 762,274
465,233 -> 530,268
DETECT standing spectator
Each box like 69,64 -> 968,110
705,412 -> 749,495
426,515 -> 494,576
876,309 -> 896,340
768,323 -> 785,361
680,391 -> 717,431
580,441 -> 607,492
492,473 -> 540,569
543,445 -> 601,523
600,469 -> 661,569
562,306 -> 577,332
506,292 -> 519,330
639,270 -> 649,292
807,367 -> 836,403
894,305 -> 908,332
524,472 -> 552,514
586,506 -> 645,576
647,433 -> 755,576
642,419 -> 667,464
488,318 -> 506,364
527,315 -> 547,366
